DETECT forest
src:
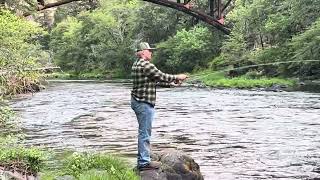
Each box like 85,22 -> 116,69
1,0 -> 320,94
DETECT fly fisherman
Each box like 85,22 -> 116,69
131,42 -> 188,170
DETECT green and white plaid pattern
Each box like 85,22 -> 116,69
131,59 -> 177,106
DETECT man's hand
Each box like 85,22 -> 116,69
176,74 -> 188,81
173,74 -> 188,86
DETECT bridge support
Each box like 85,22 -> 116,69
143,0 -> 231,34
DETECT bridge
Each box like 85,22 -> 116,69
142,0 -> 232,34
30,0 -> 233,34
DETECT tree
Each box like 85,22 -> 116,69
0,10 -> 47,95
213,0 -> 320,78
50,0 -> 140,77
153,26 -> 224,73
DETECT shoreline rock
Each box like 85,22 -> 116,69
0,166 -> 38,180
139,150 -> 203,180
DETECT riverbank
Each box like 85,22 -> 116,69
0,111 -> 139,180
44,71 -> 129,80
189,70 -> 297,89
46,71 -> 297,90
0,137 -> 139,180
0,82 -> 138,180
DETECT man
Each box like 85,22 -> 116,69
131,42 -> 188,170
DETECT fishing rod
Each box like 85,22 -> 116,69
187,59 -> 320,81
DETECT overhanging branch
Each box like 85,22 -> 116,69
142,0 -> 231,34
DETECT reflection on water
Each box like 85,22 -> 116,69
9,81 -> 320,179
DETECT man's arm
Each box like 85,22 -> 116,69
143,61 -> 177,82
156,81 -> 172,88
157,80 -> 183,88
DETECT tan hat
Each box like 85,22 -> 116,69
137,42 -> 156,51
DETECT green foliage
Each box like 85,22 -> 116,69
0,11 -> 47,175
154,26 -> 224,73
131,3 -> 191,44
50,1 -> 138,77
192,70 -> 296,88
0,10 -> 47,96
291,18 -> 320,60
212,0 -> 320,79
205,77 -> 295,88
61,152 -> 138,180
49,0 -> 214,78
0,10 -> 45,66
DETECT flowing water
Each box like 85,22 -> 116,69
9,80 -> 320,179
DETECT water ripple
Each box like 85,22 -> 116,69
8,81 -> 320,179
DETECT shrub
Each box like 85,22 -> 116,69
0,145 -> 46,175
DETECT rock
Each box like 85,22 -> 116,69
0,169 -> 39,180
264,84 -> 288,92
139,150 -> 203,180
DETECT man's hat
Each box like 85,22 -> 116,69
137,42 -> 156,51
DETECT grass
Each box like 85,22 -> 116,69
40,152 -> 139,180
0,135 -> 47,175
190,70 -> 296,88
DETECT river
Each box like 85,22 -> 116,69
9,80 -> 320,179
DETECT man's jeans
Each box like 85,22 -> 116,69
131,97 -> 155,168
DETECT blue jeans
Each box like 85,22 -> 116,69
131,97 -> 155,168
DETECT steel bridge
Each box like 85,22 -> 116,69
142,0 -> 232,34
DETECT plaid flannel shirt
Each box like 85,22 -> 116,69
131,58 -> 177,106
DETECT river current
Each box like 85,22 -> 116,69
9,81 -> 320,179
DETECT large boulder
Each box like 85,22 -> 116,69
139,150 -> 203,180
